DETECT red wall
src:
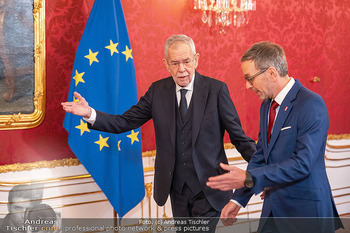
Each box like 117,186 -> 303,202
1,0 -> 349,165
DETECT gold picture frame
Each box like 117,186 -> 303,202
0,0 -> 45,130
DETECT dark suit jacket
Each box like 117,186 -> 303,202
233,80 -> 343,232
90,71 -> 256,211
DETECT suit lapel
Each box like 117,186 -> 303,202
266,80 -> 302,156
192,72 -> 208,146
267,102 -> 293,155
163,78 -> 176,150
261,100 -> 270,161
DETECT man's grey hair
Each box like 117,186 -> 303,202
164,34 -> 196,59
241,41 -> 289,77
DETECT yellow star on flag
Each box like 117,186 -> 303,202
127,130 -> 139,145
105,40 -> 119,56
73,70 -> 85,86
95,135 -> 109,151
84,49 -> 99,65
122,45 -> 133,61
75,119 -> 90,136
117,140 -> 121,151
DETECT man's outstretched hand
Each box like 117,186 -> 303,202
61,92 -> 91,118
206,163 -> 246,190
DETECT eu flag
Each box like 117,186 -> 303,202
63,0 -> 145,217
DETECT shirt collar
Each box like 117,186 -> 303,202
273,77 -> 295,105
175,73 -> 195,92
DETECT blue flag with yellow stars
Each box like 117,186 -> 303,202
63,0 -> 144,217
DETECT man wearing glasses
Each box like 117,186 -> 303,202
62,34 -> 256,232
206,41 -> 344,232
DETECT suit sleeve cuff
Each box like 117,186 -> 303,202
83,108 -> 96,125
230,199 -> 243,208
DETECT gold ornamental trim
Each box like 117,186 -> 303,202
0,158 -> 81,174
327,143 -> 350,150
327,134 -> 350,150
142,150 -> 156,157
0,134 -> 348,173
327,134 -> 350,140
0,190 -> 103,205
0,174 -> 91,186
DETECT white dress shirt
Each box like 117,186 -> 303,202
268,77 -> 295,133
176,74 -> 195,108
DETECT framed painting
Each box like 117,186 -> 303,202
0,0 -> 45,130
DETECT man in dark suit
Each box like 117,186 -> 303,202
206,41 -> 344,232
62,34 -> 256,232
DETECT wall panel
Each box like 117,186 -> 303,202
0,0 -> 349,165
